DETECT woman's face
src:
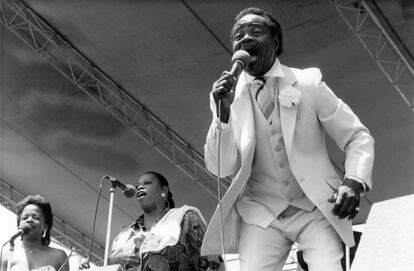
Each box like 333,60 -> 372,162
135,173 -> 167,210
19,204 -> 46,239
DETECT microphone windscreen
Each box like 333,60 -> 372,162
124,184 -> 137,198
18,223 -> 32,235
231,50 -> 251,68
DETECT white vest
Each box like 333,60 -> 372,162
236,79 -> 314,228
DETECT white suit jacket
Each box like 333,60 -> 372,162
201,64 -> 374,256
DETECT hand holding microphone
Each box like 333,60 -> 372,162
212,50 -> 251,123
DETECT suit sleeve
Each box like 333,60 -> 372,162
204,92 -> 239,177
315,80 -> 375,191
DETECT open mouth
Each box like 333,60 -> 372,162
243,47 -> 259,62
136,191 -> 146,199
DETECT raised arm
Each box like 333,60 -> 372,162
204,90 -> 240,178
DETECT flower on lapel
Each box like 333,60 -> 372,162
278,85 -> 301,108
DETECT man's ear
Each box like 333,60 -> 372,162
273,35 -> 280,52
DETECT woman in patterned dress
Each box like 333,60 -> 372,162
109,171 -> 221,271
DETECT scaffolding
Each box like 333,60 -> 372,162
3,0 -> 407,268
333,0 -> 414,111
0,0 -> 231,201
0,0 -> 231,265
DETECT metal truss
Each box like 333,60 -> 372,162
333,0 -> 414,111
0,0 -> 231,200
0,178 -> 105,265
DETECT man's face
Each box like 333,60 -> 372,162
231,14 -> 279,77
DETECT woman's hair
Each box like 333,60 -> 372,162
144,171 -> 175,208
16,194 -> 53,246
233,7 -> 284,56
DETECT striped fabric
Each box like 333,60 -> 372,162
250,77 -> 275,123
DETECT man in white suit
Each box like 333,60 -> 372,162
201,7 -> 374,271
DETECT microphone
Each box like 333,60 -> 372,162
229,50 -> 251,80
105,176 -> 136,198
8,224 -> 32,243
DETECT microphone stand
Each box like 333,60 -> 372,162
6,241 -> 15,271
1,228 -> 30,271
103,183 -> 116,266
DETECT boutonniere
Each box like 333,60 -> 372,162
278,85 -> 301,108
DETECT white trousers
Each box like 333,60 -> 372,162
239,208 -> 343,271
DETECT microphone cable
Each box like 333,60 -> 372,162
214,51 -> 250,268
79,176 -> 106,269
216,98 -> 227,268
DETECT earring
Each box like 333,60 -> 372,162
156,194 -> 169,211
42,230 -> 46,238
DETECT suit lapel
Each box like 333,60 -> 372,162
279,66 -> 298,160
221,77 -> 256,214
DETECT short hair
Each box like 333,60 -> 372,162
233,7 -> 284,56
143,171 -> 175,208
16,195 -> 53,246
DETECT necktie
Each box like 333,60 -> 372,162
250,77 -> 275,123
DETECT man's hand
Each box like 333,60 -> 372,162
328,178 -> 364,220
212,71 -> 236,123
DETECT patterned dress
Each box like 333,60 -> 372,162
109,209 -> 221,271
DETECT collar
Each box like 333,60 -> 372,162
130,214 -> 144,229
240,58 -> 284,85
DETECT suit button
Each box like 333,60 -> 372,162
283,181 -> 289,187
275,145 -> 283,152
279,162 -> 285,168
